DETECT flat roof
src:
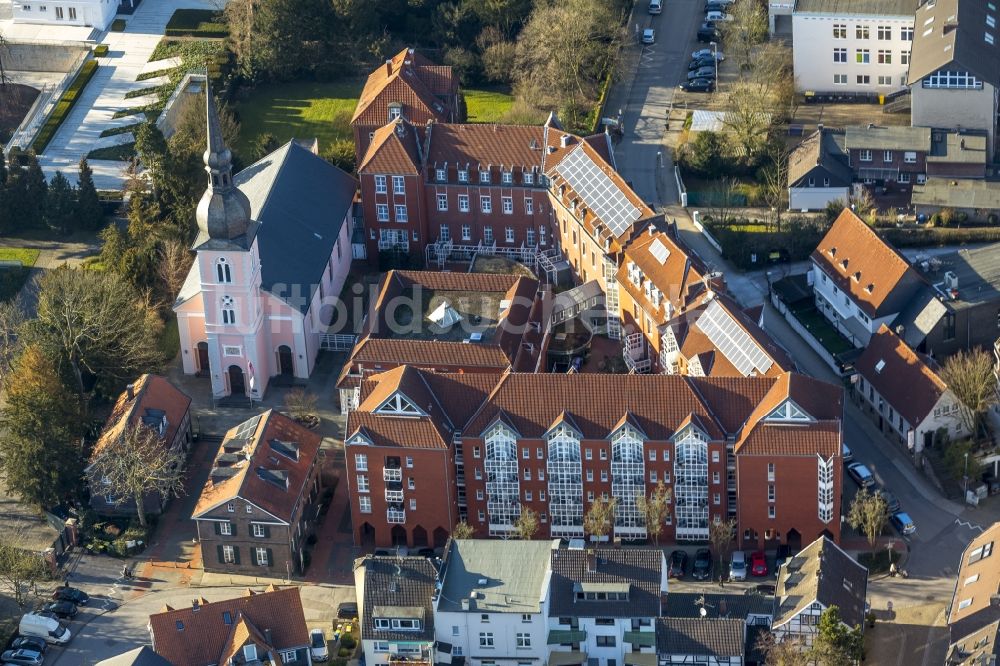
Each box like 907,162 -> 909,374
928,131 -> 988,165
914,243 -> 1000,311
794,0 -> 919,16
913,178 -> 1000,211
438,540 -> 555,614
844,126 -> 931,152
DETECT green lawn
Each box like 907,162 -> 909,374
0,248 -> 39,302
87,142 -> 137,161
464,87 -> 514,123
790,306 -> 855,356
235,80 -> 363,157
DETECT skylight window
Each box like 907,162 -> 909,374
964,574 -> 979,586
969,541 -> 994,564
875,359 -> 886,373
958,598 -> 973,610
986,32 -> 995,45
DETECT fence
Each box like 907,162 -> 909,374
674,166 -> 687,208
4,50 -> 88,156
320,333 -> 356,351
690,211 -> 722,253
769,290 -> 846,377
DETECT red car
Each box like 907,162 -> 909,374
750,551 -> 768,576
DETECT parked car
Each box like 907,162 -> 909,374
40,602 -> 76,620
9,639 -> 45,655
51,588 -> 89,606
415,548 -> 436,558
704,10 -> 732,22
704,2 -> 730,12
774,544 -> 792,577
642,28 -> 655,44
309,628 -> 329,662
750,551 -> 768,576
729,551 -> 747,581
697,27 -> 722,42
692,548 -> 713,580
17,614 -> 70,646
846,462 -> 875,489
877,488 -> 901,513
1,649 -> 44,666
688,67 -> 717,81
649,0 -> 662,13
691,48 -> 724,61
337,602 -> 358,620
668,550 -> 688,578
842,443 -> 854,463
680,78 -> 715,92
689,57 -> 716,70
704,0 -> 734,7
890,511 -> 917,536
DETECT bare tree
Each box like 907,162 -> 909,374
754,630 -> 806,666
721,42 -> 794,158
719,0 -> 768,73
452,521 -> 475,539
708,518 -> 737,583
846,489 -> 888,556
583,496 -> 617,542
157,239 -> 193,304
636,481 -> 672,545
285,388 -> 319,422
709,176 -> 741,225
513,505 -> 540,540
0,532 -> 49,608
761,148 -> 789,230
0,298 -> 25,390
90,423 -> 186,528
939,349 -> 997,441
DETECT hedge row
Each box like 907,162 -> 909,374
32,59 -> 99,154
164,9 -> 227,37
880,226 -> 1000,248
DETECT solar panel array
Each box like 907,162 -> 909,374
232,414 -> 263,441
556,147 -> 641,237
649,238 -> 671,265
694,299 -> 774,377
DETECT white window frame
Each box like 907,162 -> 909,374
459,195 -> 470,212
376,204 -> 389,222
256,547 -> 268,566
374,175 -> 386,194
223,545 -> 235,563
252,523 -> 265,538
481,196 -> 492,214
394,205 -> 408,223
392,176 -> 405,195
220,522 -> 232,536
437,193 -> 448,211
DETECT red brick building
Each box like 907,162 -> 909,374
345,366 -> 843,550
351,48 -> 459,165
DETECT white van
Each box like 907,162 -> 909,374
649,0 -> 662,13
19,612 -> 72,645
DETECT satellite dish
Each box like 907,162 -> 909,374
699,607 -> 707,618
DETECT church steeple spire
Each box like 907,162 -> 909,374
194,79 -> 253,248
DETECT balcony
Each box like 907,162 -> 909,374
383,468 -> 402,482
385,489 -> 404,503
548,629 -> 587,645
387,509 -> 406,524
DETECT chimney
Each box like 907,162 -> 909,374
191,599 -> 200,611
264,629 -> 273,646
461,598 -> 470,611
817,123 -> 824,132
990,594 -> 1000,607
560,134 -> 571,148
719,598 -> 729,616
961,139 -> 966,150
126,383 -> 135,400
647,224 -> 655,236
586,549 -> 597,572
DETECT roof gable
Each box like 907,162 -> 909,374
352,48 -> 455,126
358,119 -> 423,175
90,375 -> 192,463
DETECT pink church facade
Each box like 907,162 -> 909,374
173,93 -> 357,399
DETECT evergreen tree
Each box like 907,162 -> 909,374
8,151 -> 48,230
0,150 -> 7,187
45,171 -> 77,235
0,345 -> 84,508
0,150 -> 9,234
76,158 -> 104,230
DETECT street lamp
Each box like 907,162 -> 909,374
963,452 -> 969,495
711,42 -> 719,92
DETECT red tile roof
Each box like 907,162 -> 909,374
148,586 -> 309,666
619,225 -> 713,321
854,324 -> 949,426
352,48 -> 455,126
192,410 -> 320,520
358,119 -> 423,174
425,124 -> 548,170
90,374 -> 191,462
811,208 -> 924,317
736,420 -> 841,456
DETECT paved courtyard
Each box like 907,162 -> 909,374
38,0 -> 220,190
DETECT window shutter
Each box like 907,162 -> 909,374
214,522 -> 221,536
263,525 -> 271,539
233,547 -> 241,565
266,548 -> 274,567
217,545 -> 224,563
230,522 -> 236,537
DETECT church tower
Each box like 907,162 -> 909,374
193,83 -> 267,400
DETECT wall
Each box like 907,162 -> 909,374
12,0 -> 117,30
848,147 -> 926,181
912,83 -> 997,162
360,170 -> 429,261
920,300 -> 1000,361
789,186 -> 849,212
0,42 -> 89,71
436,610 -> 549,664
791,13 -> 913,94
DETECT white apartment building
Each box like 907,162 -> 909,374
435,539 -> 554,666
11,0 -> 116,30
791,0 -> 919,95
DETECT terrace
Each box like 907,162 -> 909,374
379,287 -> 506,343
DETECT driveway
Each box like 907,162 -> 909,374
38,0 -> 219,190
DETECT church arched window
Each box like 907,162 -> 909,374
221,296 -> 235,325
216,258 -> 232,283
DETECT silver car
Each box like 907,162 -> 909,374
729,551 -> 747,581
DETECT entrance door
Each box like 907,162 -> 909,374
278,345 -> 294,377
228,365 -> 246,396
196,342 -> 209,374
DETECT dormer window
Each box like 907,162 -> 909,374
573,582 -> 630,601
216,258 -> 232,283
502,171 -> 513,184
828,247 -> 837,257
866,283 -> 874,293
436,168 -> 447,182
853,271 -> 861,282
373,607 -> 423,632
458,169 -> 469,183
480,169 -> 491,184
243,645 -> 258,661
840,259 -> 849,270
388,103 -> 402,120
524,172 -> 534,185
765,400 -> 812,422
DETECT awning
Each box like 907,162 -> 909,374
624,654 -> 658,666
547,630 -> 587,645
623,632 -> 656,648
548,651 -> 588,666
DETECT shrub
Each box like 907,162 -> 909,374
32,59 -> 99,153
94,44 -> 109,56
989,213 -> 999,226
340,635 -> 356,650
881,226 -> 1000,248
165,9 -> 228,37
337,648 -> 352,658
111,18 -> 126,31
